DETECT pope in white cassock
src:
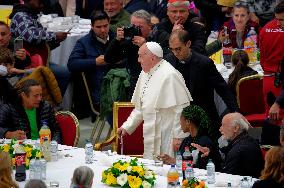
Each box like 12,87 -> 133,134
118,42 -> 192,159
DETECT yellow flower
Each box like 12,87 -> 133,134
113,163 -> 129,172
25,158 -> 30,167
102,171 -> 107,181
132,166 -> 145,176
128,175 -> 142,188
3,144 -> 10,152
24,147 -> 32,158
105,172 -> 117,185
36,151 -> 42,159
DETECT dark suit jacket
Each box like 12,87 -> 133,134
221,132 -> 264,178
165,51 -> 239,136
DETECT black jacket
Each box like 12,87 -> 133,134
165,51 -> 239,137
0,77 -> 17,104
221,132 -> 264,177
179,135 -> 222,170
0,100 -> 61,143
154,17 -> 207,55
252,179 -> 283,188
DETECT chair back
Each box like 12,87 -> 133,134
55,111 -> 80,147
113,102 -> 143,156
237,74 -> 266,115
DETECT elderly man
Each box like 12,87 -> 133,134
0,79 -> 61,143
165,29 -> 239,140
153,0 -> 207,55
118,42 -> 192,159
105,9 -> 168,95
193,113 -> 264,177
104,0 -> 130,32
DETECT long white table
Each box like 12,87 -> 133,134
15,145 -> 252,188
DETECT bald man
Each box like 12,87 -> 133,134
118,42 -> 192,159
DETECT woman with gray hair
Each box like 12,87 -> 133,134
70,166 -> 94,188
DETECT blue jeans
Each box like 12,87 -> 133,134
49,63 -> 71,96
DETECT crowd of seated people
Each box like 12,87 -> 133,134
1,1 -> 284,185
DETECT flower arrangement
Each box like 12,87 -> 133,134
182,178 -> 207,188
0,139 -> 42,169
101,158 -> 156,188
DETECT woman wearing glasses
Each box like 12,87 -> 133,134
221,2 -> 260,49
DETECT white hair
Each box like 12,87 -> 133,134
229,112 -> 250,133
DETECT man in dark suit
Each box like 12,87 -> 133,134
165,29 -> 239,139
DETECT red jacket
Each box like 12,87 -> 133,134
259,19 -> 284,73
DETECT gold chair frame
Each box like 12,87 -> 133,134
95,102 -> 143,156
55,111 -> 80,147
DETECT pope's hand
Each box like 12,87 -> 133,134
117,127 -> 127,137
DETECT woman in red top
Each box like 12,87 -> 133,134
221,2 -> 260,49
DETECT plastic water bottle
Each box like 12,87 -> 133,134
15,141 -> 26,181
182,147 -> 192,180
176,151 -> 182,176
240,177 -> 250,188
33,159 -> 42,180
244,27 -> 257,62
185,163 -> 194,179
50,140 -> 58,161
40,158 -> 47,180
206,159 -> 215,184
167,164 -> 179,187
41,137 -> 51,161
29,159 -> 35,179
85,140 -> 93,164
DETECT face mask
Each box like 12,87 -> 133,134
0,65 -> 8,76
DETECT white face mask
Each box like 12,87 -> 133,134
0,65 -> 8,76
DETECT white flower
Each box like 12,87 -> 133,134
144,170 -> 153,179
142,181 -> 151,188
117,173 -> 128,186
127,166 -> 132,173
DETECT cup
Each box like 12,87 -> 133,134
154,160 -> 163,167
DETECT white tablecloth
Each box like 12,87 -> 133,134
15,145 -> 250,188
50,33 -> 86,66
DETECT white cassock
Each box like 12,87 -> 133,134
122,59 -> 192,159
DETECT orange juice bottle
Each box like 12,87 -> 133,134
167,164 -> 179,187
39,121 -> 51,144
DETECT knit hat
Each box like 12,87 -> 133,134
217,0 -> 236,7
168,0 -> 190,7
145,42 -> 163,58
